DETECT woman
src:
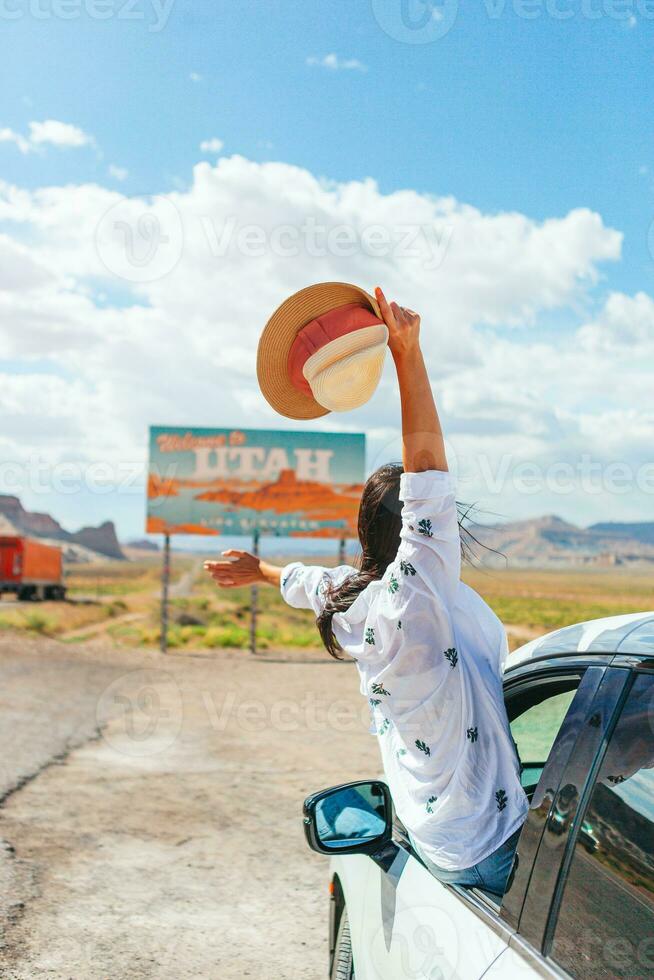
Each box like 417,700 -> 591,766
205,287 -> 528,898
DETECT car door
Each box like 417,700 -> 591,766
540,665 -> 654,978
353,660 -> 608,979
487,662 -> 654,977
354,847 -> 510,980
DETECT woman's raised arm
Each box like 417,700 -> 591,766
375,287 -> 448,474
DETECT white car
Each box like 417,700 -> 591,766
303,612 -> 654,980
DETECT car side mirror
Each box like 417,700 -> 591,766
303,780 -> 393,856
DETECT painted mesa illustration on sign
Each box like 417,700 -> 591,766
146,427 -> 366,538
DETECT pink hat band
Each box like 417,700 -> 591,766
288,303 -> 385,397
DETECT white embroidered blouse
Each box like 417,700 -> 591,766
280,469 -> 528,871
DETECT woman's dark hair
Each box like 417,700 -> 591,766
317,463 -> 403,658
316,462 -> 498,658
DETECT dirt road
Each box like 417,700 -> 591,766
0,635 -> 378,979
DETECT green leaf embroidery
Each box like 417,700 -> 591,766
397,748 -> 407,758
400,560 -> 416,576
495,789 -> 508,812
365,627 -> 375,645
388,573 -> 399,594
466,726 -> 478,743
369,698 -> 381,707
426,795 -> 438,814
378,718 -> 391,736
417,518 -> 433,538
371,682 -> 390,697
444,647 -> 458,669
415,739 -> 430,756
397,620 -> 402,630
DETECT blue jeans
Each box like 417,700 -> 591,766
411,826 -> 523,898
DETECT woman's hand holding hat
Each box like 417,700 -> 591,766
374,286 -> 421,362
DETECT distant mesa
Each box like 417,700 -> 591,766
471,514 -> 654,568
0,494 -> 125,562
126,538 -> 160,552
589,522 -> 654,546
74,521 -> 125,561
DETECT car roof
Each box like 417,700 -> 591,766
505,611 -> 654,672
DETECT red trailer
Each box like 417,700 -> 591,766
0,536 -> 66,601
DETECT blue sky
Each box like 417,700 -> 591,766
4,0 -> 652,266
0,0 -> 653,542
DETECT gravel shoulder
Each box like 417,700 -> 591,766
0,634 -> 378,979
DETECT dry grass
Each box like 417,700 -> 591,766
1,553 -> 651,653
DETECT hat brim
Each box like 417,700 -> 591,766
257,281 -> 382,419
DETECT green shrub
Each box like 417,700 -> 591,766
23,612 -> 51,634
205,625 -> 249,648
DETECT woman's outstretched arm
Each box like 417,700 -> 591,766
204,550 -> 282,588
375,287 -> 448,474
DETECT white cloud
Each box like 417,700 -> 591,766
0,154 -> 650,528
306,53 -> 367,72
28,119 -> 93,149
577,291 -> 654,351
108,164 -> 128,181
0,119 -> 94,154
189,71 -> 202,82
0,127 -> 31,154
199,137 -> 224,154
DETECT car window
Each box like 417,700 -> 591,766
509,682 -> 578,790
550,673 -> 654,979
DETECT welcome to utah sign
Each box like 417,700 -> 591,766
146,426 -> 366,539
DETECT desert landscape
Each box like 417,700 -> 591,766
0,557 -> 652,978
0,488 -> 652,977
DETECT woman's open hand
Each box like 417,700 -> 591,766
375,287 -> 421,362
204,550 -> 263,588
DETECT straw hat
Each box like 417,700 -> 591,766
257,281 -> 387,419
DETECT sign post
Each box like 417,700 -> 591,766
338,538 -> 346,565
160,533 -> 170,653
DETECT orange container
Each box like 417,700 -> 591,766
0,536 -> 63,584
